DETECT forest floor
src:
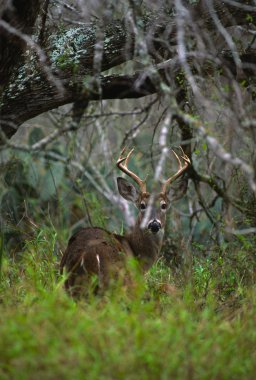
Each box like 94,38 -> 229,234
0,226 -> 256,379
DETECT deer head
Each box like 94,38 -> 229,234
116,147 -> 190,235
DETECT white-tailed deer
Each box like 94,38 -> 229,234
60,147 -> 190,296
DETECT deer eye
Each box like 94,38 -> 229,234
140,202 -> 146,210
161,203 -> 167,210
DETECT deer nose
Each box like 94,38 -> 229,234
148,219 -> 161,234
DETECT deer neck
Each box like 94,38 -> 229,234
125,222 -> 164,271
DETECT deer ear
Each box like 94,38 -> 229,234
117,177 -> 140,202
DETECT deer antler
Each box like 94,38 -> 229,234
117,147 -> 147,193
161,147 -> 191,195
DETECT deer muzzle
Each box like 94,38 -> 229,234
148,219 -> 162,234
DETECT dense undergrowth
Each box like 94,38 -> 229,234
0,227 -> 256,380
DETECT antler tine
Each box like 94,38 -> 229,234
161,146 -> 191,195
117,147 -> 147,193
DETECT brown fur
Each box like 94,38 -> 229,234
60,227 -> 128,296
60,224 -> 163,297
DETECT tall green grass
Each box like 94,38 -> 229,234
0,227 -> 256,379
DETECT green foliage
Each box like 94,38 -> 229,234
82,191 -> 108,229
0,231 -> 3,280
0,151 -> 67,251
0,126 -> 109,250
0,137 -> 66,208
0,230 -> 256,379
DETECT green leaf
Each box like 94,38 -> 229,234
39,162 -> 65,201
27,161 -> 40,189
28,128 -> 45,146
202,143 -> 207,151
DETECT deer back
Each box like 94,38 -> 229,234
60,227 -> 134,296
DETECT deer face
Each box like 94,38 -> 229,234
117,177 -> 170,234
116,147 -> 190,235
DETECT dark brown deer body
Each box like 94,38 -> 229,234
60,148 -> 190,297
